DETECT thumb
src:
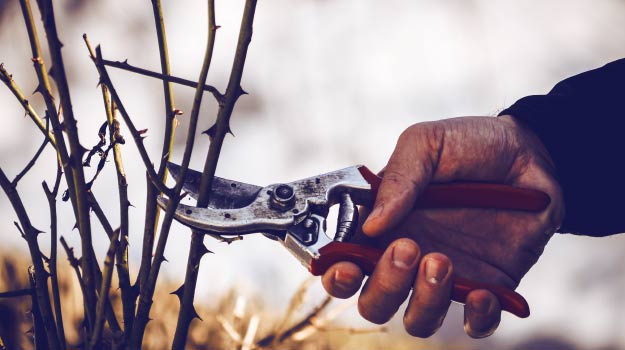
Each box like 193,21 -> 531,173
362,126 -> 439,237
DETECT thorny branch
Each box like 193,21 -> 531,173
0,0 -> 273,348
34,2 -> 98,328
13,118 -> 51,186
89,228 -> 120,350
101,58 -> 223,101
173,1 -> 257,348
131,0 -> 225,346
42,164 -> 66,349
92,47 -> 172,198
0,167 -> 61,349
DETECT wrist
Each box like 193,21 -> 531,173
498,114 -> 557,171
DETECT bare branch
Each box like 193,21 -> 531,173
102,59 -> 224,101
173,1 -> 258,348
0,288 -> 34,298
0,64 -> 56,147
13,133 -> 50,186
32,0 -> 98,333
42,164 -> 66,349
0,167 -> 61,349
132,0 -> 224,345
92,46 -> 172,197
89,228 -> 120,350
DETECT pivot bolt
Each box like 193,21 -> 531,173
270,184 -> 296,211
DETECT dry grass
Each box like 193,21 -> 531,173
0,250 -> 400,350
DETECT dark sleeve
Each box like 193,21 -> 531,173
499,59 -> 625,236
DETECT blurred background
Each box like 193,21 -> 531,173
1,0 -> 625,348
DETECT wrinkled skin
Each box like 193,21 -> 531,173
321,115 -> 565,338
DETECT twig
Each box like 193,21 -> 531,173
131,0 -> 221,346
0,64 -> 56,148
13,124 -> 50,186
100,58 -> 223,101
34,0 -> 98,333
42,164 -> 66,349
28,266 -> 48,350
92,46 -> 172,197
138,0 -> 178,328
272,277 -> 315,341
216,315 -> 243,344
0,167 -> 61,349
89,228 -> 120,350
0,288 -> 34,298
256,296 -> 332,347
174,1 -> 258,348
60,236 -> 87,304
241,315 -> 260,350
104,89 -> 135,341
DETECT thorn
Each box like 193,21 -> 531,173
215,25 -> 222,30
32,84 -> 43,96
123,59 -> 128,65
202,124 -> 217,141
73,222 -> 79,230
48,66 -> 56,80
32,226 -> 46,235
198,243 -> 213,257
239,86 -> 248,96
226,125 -> 235,137
173,109 -> 184,116
162,256 -> 169,263
97,77 -> 104,88
192,306 -> 203,321
170,284 -> 184,299
127,200 -> 135,208
80,144 -> 90,155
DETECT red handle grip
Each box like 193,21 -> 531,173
358,166 -> 550,211
310,242 -> 530,318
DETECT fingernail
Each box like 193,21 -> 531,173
392,241 -> 418,269
425,258 -> 448,284
334,270 -> 353,290
472,297 -> 492,315
367,203 -> 384,222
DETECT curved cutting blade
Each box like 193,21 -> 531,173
168,162 -> 262,209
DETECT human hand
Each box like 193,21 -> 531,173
321,116 -> 564,338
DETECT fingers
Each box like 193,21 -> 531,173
463,290 -> 501,338
321,261 -> 365,299
358,239 -> 420,324
363,126 -> 442,237
403,253 -> 453,338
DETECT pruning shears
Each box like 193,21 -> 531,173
159,163 -> 551,319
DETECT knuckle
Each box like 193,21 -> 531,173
381,169 -> 419,190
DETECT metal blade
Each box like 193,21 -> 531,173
167,162 -> 263,209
